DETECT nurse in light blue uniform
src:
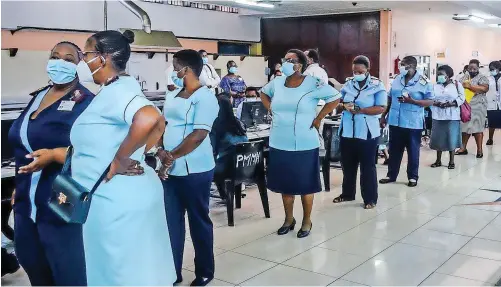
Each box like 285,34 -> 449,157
332,56 -> 387,209
71,30 -> 176,286
260,49 -> 341,238
158,50 -> 219,286
380,56 -> 434,187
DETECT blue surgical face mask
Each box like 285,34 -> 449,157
202,57 -> 209,65
281,62 -> 295,77
437,75 -> 447,84
491,70 -> 499,76
171,67 -> 186,87
399,66 -> 408,76
46,59 -> 77,84
353,73 -> 367,82
229,67 -> 238,74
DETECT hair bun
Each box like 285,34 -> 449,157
122,30 -> 135,44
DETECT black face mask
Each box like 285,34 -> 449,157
469,71 -> 479,78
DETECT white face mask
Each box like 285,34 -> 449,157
76,56 -> 102,84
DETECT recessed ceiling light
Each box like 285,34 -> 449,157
234,0 -> 274,8
469,15 -> 485,23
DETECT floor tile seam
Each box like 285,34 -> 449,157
418,272 -> 491,286
418,214 -> 501,285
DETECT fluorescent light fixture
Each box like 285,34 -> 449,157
234,0 -> 274,8
469,15 -> 485,23
455,14 -> 469,18
489,24 -> 501,28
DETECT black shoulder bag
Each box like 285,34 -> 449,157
48,146 -> 110,224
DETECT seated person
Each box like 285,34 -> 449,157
211,94 -> 248,199
236,87 -> 261,119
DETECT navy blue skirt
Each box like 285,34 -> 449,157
267,147 -> 321,195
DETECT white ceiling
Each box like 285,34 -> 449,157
222,1 -> 501,29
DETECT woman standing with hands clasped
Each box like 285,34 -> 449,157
260,49 -> 341,238
430,65 -> 465,169
332,56 -> 387,209
156,49 -> 219,286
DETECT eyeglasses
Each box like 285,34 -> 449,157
82,51 -> 99,57
281,58 -> 299,64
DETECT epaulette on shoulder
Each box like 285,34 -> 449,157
29,85 -> 51,97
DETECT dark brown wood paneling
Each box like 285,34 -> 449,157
261,12 -> 380,82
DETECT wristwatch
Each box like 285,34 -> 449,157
354,105 -> 361,113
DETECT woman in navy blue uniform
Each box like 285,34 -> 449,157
332,56 -> 387,209
8,41 -> 94,286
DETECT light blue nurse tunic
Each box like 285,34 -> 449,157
261,75 -> 341,151
339,76 -> 388,139
388,72 -> 434,129
70,76 -> 176,286
261,75 -> 341,195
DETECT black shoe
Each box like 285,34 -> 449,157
455,149 -> 468,155
407,180 -> 418,187
277,218 -> 296,235
174,276 -> 183,285
190,277 -> 213,286
476,153 -> 484,158
487,139 -> 493,146
379,178 -> 396,184
448,163 -> 455,169
297,223 -> 312,238
1,248 -> 20,277
431,161 -> 442,168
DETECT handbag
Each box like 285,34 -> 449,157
48,146 -> 109,224
455,81 -> 472,123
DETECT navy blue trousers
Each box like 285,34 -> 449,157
14,214 -> 86,286
340,136 -> 379,204
163,170 -> 215,280
387,125 -> 422,181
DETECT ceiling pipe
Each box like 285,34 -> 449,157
118,0 -> 152,33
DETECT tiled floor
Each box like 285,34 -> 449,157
3,132 -> 501,286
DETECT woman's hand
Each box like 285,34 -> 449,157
463,81 -> 471,89
157,151 -> 175,180
18,149 -> 55,174
105,157 -> 144,182
380,116 -> 387,128
311,118 -> 322,131
11,190 -> 15,206
157,149 -> 175,167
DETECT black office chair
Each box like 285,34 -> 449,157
213,141 -> 271,226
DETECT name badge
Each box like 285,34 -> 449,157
58,100 -> 76,111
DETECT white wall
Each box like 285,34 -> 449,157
391,10 -> 501,80
1,1 -> 260,42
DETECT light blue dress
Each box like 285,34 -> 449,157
70,76 -> 176,286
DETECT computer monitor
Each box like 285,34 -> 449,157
240,101 -> 269,128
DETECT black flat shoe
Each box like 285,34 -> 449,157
379,178 -> 396,184
277,218 -> 296,235
487,139 -> 493,146
407,180 -> 418,187
455,149 -> 468,155
190,277 -> 213,286
431,161 -> 442,168
476,153 -> 483,158
174,276 -> 183,285
297,223 -> 312,238
448,163 -> 455,169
